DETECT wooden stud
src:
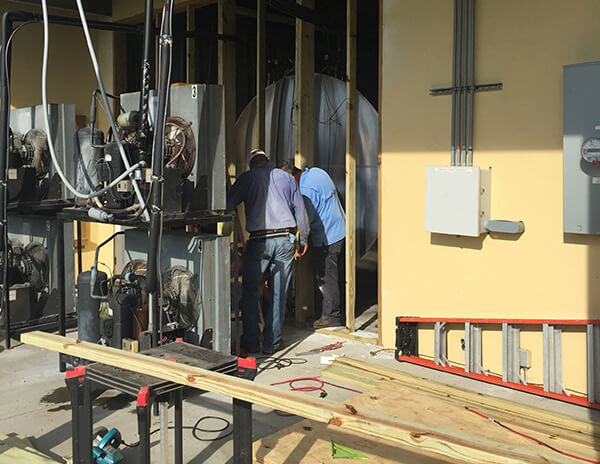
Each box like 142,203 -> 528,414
256,0 -> 266,149
294,0 -> 315,326
218,0 -> 237,166
345,0 -> 357,333
21,332 -> 571,464
186,4 -> 196,83
377,0 -> 383,346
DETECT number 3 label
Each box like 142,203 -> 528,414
191,85 -> 198,99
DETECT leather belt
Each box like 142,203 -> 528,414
249,228 -> 295,239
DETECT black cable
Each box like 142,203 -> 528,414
121,415 -> 232,447
256,356 -> 307,370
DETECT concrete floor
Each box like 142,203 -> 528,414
1,324 -> 599,463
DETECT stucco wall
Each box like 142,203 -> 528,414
380,0 -> 600,394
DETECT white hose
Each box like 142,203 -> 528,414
41,0 -> 151,221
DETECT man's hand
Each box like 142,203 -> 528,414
295,243 -> 308,260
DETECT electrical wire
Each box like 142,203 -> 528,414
39,0 -> 148,219
466,407 -> 600,464
121,415 -> 232,447
270,377 -> 364,416
256,356 -> 307,370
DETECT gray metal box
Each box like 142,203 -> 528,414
120,230 -> 230,353
7,216 -> 75,318
10,104 -> 76,200
563,62 -> 600,234
120,85 -> 226,211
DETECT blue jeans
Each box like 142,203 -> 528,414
241,235 -> 296,352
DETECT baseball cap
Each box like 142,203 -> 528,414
247,148 -> 269,166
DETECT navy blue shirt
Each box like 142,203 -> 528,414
226,162 -> 310,246
299,167 -> 346,246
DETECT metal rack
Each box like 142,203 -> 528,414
396,316 -> 600,408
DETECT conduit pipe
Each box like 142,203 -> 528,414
461,0 -> 468,166
455,0 -> 462,165
450,0 -> 458,166
467,0 -> 475,167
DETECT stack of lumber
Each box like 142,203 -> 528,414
253,357 -> 600,464
0,434 -> 61,463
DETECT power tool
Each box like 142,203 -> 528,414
92,427 -> 124,464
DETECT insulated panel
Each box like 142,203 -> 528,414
425,166 -> 490,237
564,61 -> 600,234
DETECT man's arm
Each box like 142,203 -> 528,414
226,172 -> 247,212
290,179 -> 310,247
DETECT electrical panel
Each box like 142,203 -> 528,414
563,62 -> 600,234
425,166 -> 491,237
120,84 -> 226,211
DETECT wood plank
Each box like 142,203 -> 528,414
333,357 -> 600,439
21,332 -> 568,464
377,0 -> 383,346
314,327 -> 378,344
294,0 -> 315,326
218,0 -> 236,166
256,0 -> 266,149
345,0 -> 357,333
254,381 -> 598,464
186,4 -> 196,82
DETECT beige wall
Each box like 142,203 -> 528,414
380,0 -> 600,394
1,0 -> 116,271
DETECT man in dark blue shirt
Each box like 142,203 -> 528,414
283,165 -> 346,328
228,150 -> 310,354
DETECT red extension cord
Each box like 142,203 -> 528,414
466,407 -> 600,464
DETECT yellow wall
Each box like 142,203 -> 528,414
1,1 -> 116,273
380,0 -> 600,394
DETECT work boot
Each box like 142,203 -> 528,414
313,318 -> 342,329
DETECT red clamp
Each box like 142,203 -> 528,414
237,357 -> 257,381
137,386 -> 150,407
65,366 -> 86,381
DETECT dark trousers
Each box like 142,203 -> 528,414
312,238 -> 345,322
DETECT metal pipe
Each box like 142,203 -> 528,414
450,0 -> 458,166
455,0 -> 462,165
468,0 -> 475,167
0,13 -> 16,349
146,0 -> 173,348
461,0 -> 468,166
137,0 -> 154,158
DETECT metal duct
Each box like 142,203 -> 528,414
234,73 -> 378,260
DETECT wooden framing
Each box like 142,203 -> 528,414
21,332 -> 577,464
218,0 -> 236,164
256,0 -> 266,149
345,0 -> 357,332
186,5 -> 196,82
377,0 -> 383,345
294,0 -> 315,325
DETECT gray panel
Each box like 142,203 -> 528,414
564,62 -> 600,234
7,216 -> 75,317
10,104 -> 76,200
123,230 -> 230,353
120,84 -> 226,210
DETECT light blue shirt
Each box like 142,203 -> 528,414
299,167 -> 346,246
226,162 -> 310,246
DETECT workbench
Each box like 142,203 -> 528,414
65,341 -> 253,464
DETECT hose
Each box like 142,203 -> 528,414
40,0 -> 150,221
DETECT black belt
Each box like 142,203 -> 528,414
249,228 -> 295,239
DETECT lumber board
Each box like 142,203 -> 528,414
256,0 -> 266,149
254,382 -> 599,464
254,421 -> 464,464
314,327 -> 378,345
333,357 -> 600,439
345,0 -> 357,333
0,435 -> 59,463
22,332 -> 573,464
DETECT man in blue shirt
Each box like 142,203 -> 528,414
227,150 -> 310,354
282,165 -> 346,328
